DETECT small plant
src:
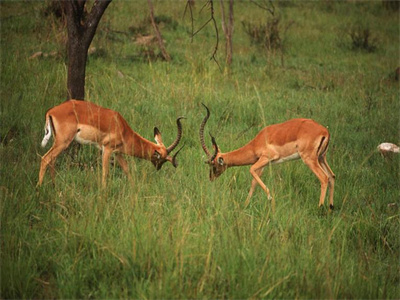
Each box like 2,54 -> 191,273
347,23 -> 378,52
154,15 -> 178,30
242,17 -> 282,51
129,16 -> 151,36
382,0 -> 399,12
42,0 -> 67,20
243,0 -> 293,55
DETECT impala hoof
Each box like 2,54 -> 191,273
329,204 -> 334,210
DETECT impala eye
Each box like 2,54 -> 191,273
154,150 -> 161,159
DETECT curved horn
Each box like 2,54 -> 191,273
166,117 -> 185,154
210,134 -> 219,162
200,103 -> 212,158
171,145 -> 185,168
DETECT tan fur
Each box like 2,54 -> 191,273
38,100 -> 183,187
201,111 -> 335,210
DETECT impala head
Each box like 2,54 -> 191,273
152,117 -> 185,170
199,104 -> 228,181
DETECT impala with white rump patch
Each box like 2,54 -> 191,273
199,104 -> 335,210
38,100 -> 184,187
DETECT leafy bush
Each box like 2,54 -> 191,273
348,23 -> 378,52
382,0 -> 399,12
242,17 -> 282,51
337,21 -> 379,53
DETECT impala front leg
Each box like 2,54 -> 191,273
101,147 -> 113,187
115,153 -> 133,183
249,156 -> 274,201
244,167 -> 264,207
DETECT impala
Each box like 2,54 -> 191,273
199,104 -> 335,210
38,100 -> 184,187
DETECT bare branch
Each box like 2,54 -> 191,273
148,0 -> 171,61
250,0 -> 275,16
187,0 -> 221,70
183,0 -> 194,41
220,0 -> 227,35
192,17 -> 212,36
209,1 -> 221,69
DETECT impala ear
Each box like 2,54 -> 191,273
154,127 -> 164,145
211,135 -> 219,153
218,157 -> 224,166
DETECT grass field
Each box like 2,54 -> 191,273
1,1 -> 399,298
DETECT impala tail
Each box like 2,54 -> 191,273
41,115 -> 54,148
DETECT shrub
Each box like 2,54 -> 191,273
347,23 -> 378,52
382,0 -> 399,12
242,17 -> 282,51
337,21 -> 379,53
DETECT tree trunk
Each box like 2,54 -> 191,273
64,0 -> 112,100
220,0 -> 234,66
226,0 -> 233,65
67,33 -> 87,100
148,0 -> 171,61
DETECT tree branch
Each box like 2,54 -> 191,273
250,0 -> 275,16
83,0 -> 112,46
189,1 -> 220,69
183,0 -> 195,42
209,1 -> 220,68
148,0 -> 171,61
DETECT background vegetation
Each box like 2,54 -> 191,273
1,1 -> 399,298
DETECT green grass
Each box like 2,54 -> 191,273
1,1 -> 399,298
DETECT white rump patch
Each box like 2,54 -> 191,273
41,120 -> 52,148
272,152 -> 301,164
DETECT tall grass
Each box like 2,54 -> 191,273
1,1 -> 399,298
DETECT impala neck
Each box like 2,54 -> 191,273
124,130 -> 158,159
220,142 -> 258,167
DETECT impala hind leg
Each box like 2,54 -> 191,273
38,144 -> 68,186
319,155 -> 335,210
49,159 -> 57,185
302,155 -> 330,208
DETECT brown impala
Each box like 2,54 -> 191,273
199,104 -> 335,210
38,100 -> 184,187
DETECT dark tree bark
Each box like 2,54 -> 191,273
64,0 -> 112,100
